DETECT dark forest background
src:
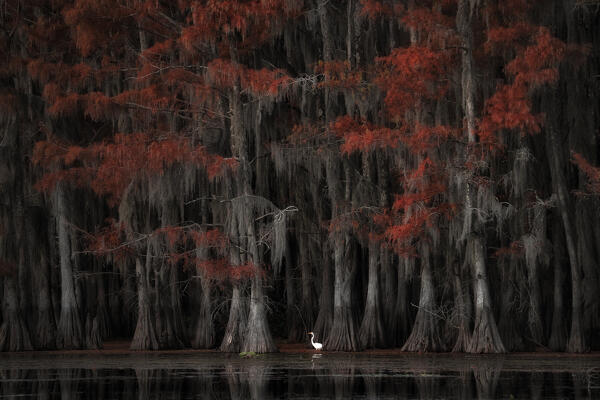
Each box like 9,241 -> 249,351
0,0 -> 599,353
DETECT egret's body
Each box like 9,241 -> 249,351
308,332 -> 323,350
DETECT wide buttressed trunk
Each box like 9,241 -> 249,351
324,235 -> 361,351
0,276 -> 33,351
466,236 -> 506,353
241,208 -> 277,353
401,246 -> 444,352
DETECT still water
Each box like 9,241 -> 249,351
1,352 -> 599,399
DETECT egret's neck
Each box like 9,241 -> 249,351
310,334 -> 315,345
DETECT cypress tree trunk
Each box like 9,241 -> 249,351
242,212 -> 277,353
457,0 -> 504,353
393,260 -> 412,347
359,243 -> 386,348
466,236 -> 506,353
192,266 -> 214,349
220,284 -> 246,352
130,243 -> 159,350
451,259 -> 471,352
546,128 -> 587,352
300,235 -> 316,335
54,184 -> 83,349
35,252 -> 56,349
0,275 -> 33,351
324,234 -> 360,351
94,262 -> 111,340
497,259 -> 525,351
548,217 -> 567,351
525,251 -> 545,346
285,243 -> 304,342
313,243 -> 333,342
401,245 -> 443,352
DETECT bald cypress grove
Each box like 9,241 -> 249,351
0,0 -> 598,353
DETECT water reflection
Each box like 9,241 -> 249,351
0,353 -> 599,399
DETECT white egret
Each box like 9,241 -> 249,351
308,332 -> 323,350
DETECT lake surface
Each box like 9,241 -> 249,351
1,352 -> 599,399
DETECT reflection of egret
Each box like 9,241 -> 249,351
308,332 -> 323,350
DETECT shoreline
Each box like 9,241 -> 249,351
2,340 -> 599,357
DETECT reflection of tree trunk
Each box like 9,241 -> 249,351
361,368 -> 382,400
530,372 -> 543,400
244,364 -> 268,400
332,366 -> 355,400
225,364 -> 248,400
402,245 -> 443,352
59,369 -> 81,400
472,359 -> 503,399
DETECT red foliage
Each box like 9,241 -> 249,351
315,60 -> 363,89
206,59 -> 291,97
180,0 -> 299,50
86,219 -> 133,262
196,258 -> 263,283
359,0 -> 401,18
494,240 -> 524,258
376,46 -> 450,119
33,133 -> 235,205
330,116 -> 400,154
573,152 -> 600,195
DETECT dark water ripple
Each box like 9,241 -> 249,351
0,352 -> 599,399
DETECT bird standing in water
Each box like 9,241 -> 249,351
308,332 -> 323,350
